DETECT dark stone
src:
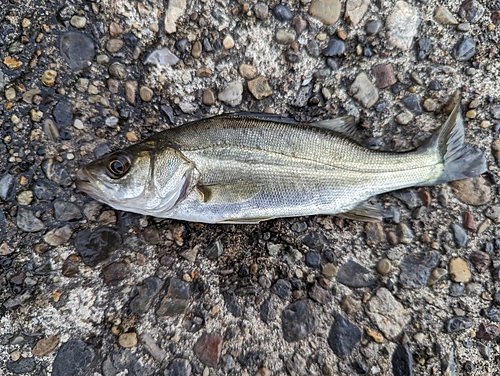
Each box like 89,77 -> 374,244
161,105 -> 175,124
336,260 -> 376,288
391,189 -> 421,209
193,332 -> 223,368
327,314 -> 361,358
101,262 -> 127,284
59,32 -> 96,71
41,159 -> 72,187
416,38 -> 431,60
285,48 -> 301,63
167,358 -> 191,376
451,223 -> 468,247
16,208 -> 45,232
470,251 -> 490,273
459,0 -> 484,23
271,279 -> 292,300
74,227 -> 122,267
175,38 -> 189,54
221,354 -> 235,372
205,239 -> 223,259
52,339 -> 95,376
305,252 -> 321,268
273,4 -> 293,22
301,231 -> 328,250
363,47 -> 374,57
292,83 -> 312,107
33,181 -> 58,200
202,37 -> 213,52
322,38 -> 346,57
449,282 -> 465,297
446,317 -> 472,333
0,173 -> 17,201
281,300 -> 317,342
401,95 -> 422,114
53,101 -> 73,127
353,360 -> 370,374
428,79 -> 442,90
222,289 -> 242,317
308,283 -> 331,304
53,201 -> 82,221
365,20 -> 382,35
260,295 -> 276,323
391,344 -> 413,376
399,251 -> 440,289
481,307 -> 500,322
129,276 -> 164,315
102,350 -> 154,376
238,263 -> 250,277
6,358 -> 36,374
157,278 -> 190,316
237,351 -> 264,369
326,58 -> 339,70
306,40 -> 320,57
476,323 -> 500,340
62,258 -> 79,278
452,37 -> 476,61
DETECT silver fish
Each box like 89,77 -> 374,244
76,102 -> 487,224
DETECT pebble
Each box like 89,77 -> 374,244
4,56 -> 23,70
32,336 -> 59,356
59,32 -> 95,71
349,72 -> 379,108
53,201 -> 82,221
449,176 -> 491,205
492,139 -> 500,166
309,283 -> 331,304
125,81 -> 137,105
336,259 -> 376,287
476,323 -> 500,340
462,210 -> 477,232
273,4 -> 293,22
372,63 -> 396,88
167,359 -> 192,375
247,77 -> 273,100
322,38 -> 345,56
140,86 -> 154,102
222,289 -> 242,317
108,62 -> 125,79
145,48 -> 179,66
327,314 -> 361,358
345,0 -> 370,25
365,19 -> 382,35
44,225 -> 73,246
365,222 -> 384,246
397,223 -> 414,244
392,344 -> 412,376
427,267 -> 448,285
292,15 -> 308,35
70,15 -> 86,29
5,87 -> 16,101
305,252 -> 321,268
195,67 -> 211,77
17,208 -> 45,232
449,257 -> 471,283
275,29 -> 295,44
281,300 -> 318,342
41,70 -> 57,87
118,332 -> 137,348
399,251 -> 440,288
222,34 -> 235,49
260,295 -> 276,323
52,340 -> 95,376
106,38 -> 123,53
218,81 -> 243,107
193,332 -> 222,367
322,263 -> 337,278
164,0 -> 187,33
422,98 -> 438,112
449,283 -> 465,297
453,37 -> 476,61
308,0 -> 341,25
254,3 -> 269,20
401,95 -> 422,114
451,223 -> 468,247
74,227 -> 122,267
237,65 -> 256,81
129,276 -> 164,315
101,262 -> 127,284
459,0 -> 484,24
470,251 -> 490,273
485,205 -> 500,222
202,89 -> 216,105
366,288 -> 410,339
416,37 -> 431,60
191,40 -> 202,58
386,1 -> 420,50
434,6 -> 458,25
157,278 -> 190,316
271,279 -> 292,300
447,317 -> 472,333
376,258 -> 392,275
6,358 -> 36,374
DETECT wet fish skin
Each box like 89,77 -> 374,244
76,102 -> 487,224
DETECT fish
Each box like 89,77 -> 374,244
76,101 -> 487,224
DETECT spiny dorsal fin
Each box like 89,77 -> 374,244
311,116 -> 363,144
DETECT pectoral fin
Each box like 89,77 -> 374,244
195,182 -> 261,204
337,199 -> 383,222
312,116 -> 363,144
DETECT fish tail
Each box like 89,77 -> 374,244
417,100 -> 487,185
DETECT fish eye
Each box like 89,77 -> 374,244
107,153 -> 132,178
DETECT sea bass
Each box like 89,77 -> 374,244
76,102 -> 487,224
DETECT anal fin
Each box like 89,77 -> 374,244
337,199 -> 383,223
217,217 -> 274,224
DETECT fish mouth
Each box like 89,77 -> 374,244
75,168 -> 98,196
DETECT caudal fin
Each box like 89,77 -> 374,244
418,99 -> 487,185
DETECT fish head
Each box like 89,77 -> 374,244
76,142 -> 194,216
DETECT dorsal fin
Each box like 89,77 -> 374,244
311,116 -> 363,144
